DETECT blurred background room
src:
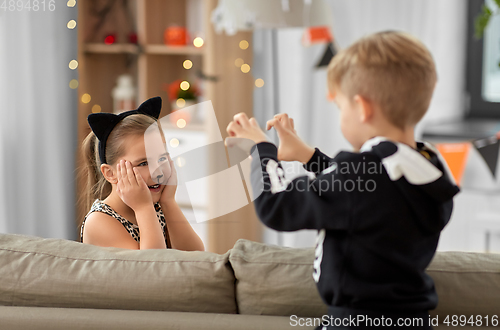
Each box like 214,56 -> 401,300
1,0 -> 499,254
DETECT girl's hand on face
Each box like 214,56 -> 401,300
266,113 -> 315,163
116,160 -> 153,211
160,154 -> 177,205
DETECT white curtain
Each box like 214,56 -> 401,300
0,6 -> 77,239
253,0 -> 468,247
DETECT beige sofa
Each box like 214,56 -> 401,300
0,233 -> 499,330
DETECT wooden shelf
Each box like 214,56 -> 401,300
83,43 -> 205,56
83,43 -> 140,54
143,44 -> 205,55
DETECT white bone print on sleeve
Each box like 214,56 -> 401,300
313,229 -> 326,283
265,159 -> 291,194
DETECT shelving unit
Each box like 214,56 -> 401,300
77,0 -> 263,253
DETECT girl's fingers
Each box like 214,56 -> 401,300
121,160 -> 131,186
133,167 -> 147,188
117,161 -> 125,186
290,118 -> 295,130
125,161 -> 137,186
116,162 -> 121,183
166,154 -> 177,185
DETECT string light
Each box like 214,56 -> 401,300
180,81 -> 190,91
92,104 -> 101,113
241,64 -> 250,73
176,98 -> 186,108
193,37 -> 204,48
67,20 -> 77,29
234,58 -> 244,67
69,79 -> 79,89
67,0 -> 76,7
255,78 -> 265,88
81,93 -> 91,104
239,40 -> 249,50
176,119 -> 187,128
183,60 -> 193,69
69,60 -> 78,70
176,156 -> 186,167
169,138 -> 180,148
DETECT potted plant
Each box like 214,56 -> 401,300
164,79 -> 199,111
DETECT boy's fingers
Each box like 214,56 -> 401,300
233,113 -> 250,128
226,121 -> 241,136
272,118 -> 286,135
266,118 -> 276,131
290,118 -> 295,130
225,137 -> 234,147
249,117 -> 259,127
279,115 -> 293,130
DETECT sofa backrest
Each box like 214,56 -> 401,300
1,234 -> 499,318
0,234 -> 236,314
427,251 -> 500,317
229,239 -> 500,318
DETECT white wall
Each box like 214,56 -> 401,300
0,5 -> 78,239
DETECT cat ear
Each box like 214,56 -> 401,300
87,113 -> 120,142
137,96 -> 162,119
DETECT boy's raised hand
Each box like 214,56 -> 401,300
116,160 -> 153,211
226,113 -> 268,144
266,114 -> 315,163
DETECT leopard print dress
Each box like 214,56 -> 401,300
80,199 -> 171,248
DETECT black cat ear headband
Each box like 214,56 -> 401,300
87,96 -> 162,164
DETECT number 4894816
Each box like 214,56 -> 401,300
1,1 -> 56,11
443,315 -> 498,327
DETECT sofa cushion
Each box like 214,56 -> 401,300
428,251 -> 500,317
0,306 -> 302,330
0,234 -> 236,314
230,239 -> 500,319
229,239 -> 328,317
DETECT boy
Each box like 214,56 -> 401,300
226,31 -> 459,329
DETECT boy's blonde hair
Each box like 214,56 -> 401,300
327,31 -> 437,129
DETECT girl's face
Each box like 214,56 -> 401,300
114,133 -> 171,203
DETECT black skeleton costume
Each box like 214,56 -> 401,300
250,137 -> 459,328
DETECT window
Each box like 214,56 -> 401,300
467,0 -> 500,117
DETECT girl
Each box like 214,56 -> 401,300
79,96 -> 204,251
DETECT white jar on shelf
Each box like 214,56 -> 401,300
112,74 -> 136,114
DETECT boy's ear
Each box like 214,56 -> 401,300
326,90 -> 335,102
101,164 -> 117,184
354,95 -> 374,123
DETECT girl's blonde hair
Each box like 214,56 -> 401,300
78,114 -> 157,232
